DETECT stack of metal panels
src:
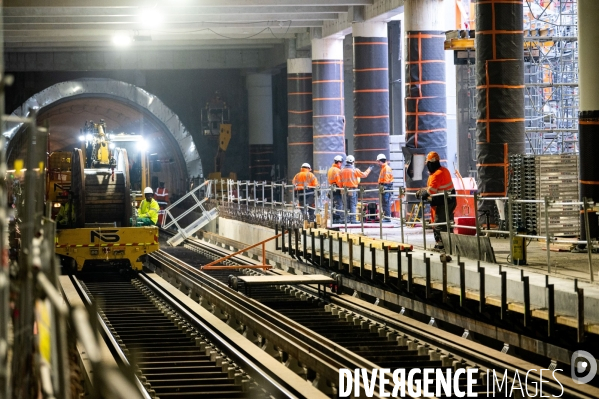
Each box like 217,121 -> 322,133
535,154 -> 579,237
523,156 -> 538,234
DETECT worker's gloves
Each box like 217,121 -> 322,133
415,188 -> 429,201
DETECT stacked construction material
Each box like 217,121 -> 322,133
508,154 -> 538,234
535,154 -> 579,237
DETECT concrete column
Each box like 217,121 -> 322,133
287,58 -> 313,180
352,21 -> 390,200
246,73 -> 273,180
403,0 -> 448,195
475,0 -> 524,201
311,37 -> 346,178
578,0 -> 599,202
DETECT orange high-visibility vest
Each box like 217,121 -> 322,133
339,166 -> 368,188
427,166 -> 454,194
292,167 -> 318,190
327,164 -> 342,186
155,187 -> 170,203
378,163 -> 394,184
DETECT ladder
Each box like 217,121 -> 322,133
162,180 -> 218,246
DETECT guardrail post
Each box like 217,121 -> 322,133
583,197 -> 594,282
544,196 -> 552,273
508,194 -> 514,265
360,241 -> 365,278
348,238 -> 354,274
370,245 -> 376,280
443,190 -> 452,255
383,246 -> 389,284
288,226 -> 294,258
398,250 -> 403,288
319,233 -> 325,267
379,185 -> 384,239
344,187 -> 349,233
421,198 -> 427,250
473,192 -> 482,261
576,286 -> 585,343
522,275 -> 530,327
328,235 -> 334,268
311,231 -> 316,263
302,229 -> 307,260
425,255 -> 431,299
360,186 -> 365,235
479,266 -> 485,313
407,252 -> 413,293
547,282 -> 555,337
442,255 -> 448,303
275,224 -> 280,250
399,187 -> 405,244
338,236 -> 344,271
459,260 -> 466,307
500,268 -> 507,320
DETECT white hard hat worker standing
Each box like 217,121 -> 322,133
137,187 -> 160,226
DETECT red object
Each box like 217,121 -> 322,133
452,177 -> 477,218
455,216 -> 476,235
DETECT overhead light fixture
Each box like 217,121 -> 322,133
138,8 -> 163,29
112,34 -> 132,47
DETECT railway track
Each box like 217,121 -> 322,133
151,235 -> 599,399
66,272 -> 322,399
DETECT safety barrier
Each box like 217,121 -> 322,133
204,179 -> 596,282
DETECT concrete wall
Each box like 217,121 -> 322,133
218,217 -> 278,252
5,69 -> 252,180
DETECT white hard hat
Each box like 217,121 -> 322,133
144,187 -> 153,194
377,153 -> 387,161
301,163 -> 311,169
346,155 -> 355,163
334,155 -> 343,162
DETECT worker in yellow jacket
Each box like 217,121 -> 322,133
137,187 -> 160,226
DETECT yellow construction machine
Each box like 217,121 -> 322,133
53,121 -> 159,272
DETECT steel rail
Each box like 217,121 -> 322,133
163,237 -> 599,399
72,272 -> 303,399
151,250 -> 389,397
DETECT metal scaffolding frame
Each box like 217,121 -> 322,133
524,0 -> 579,155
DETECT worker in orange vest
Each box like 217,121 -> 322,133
292,163 -> 319,222
377,154 -> 394,222
416,151 -> 456,249
327,155 -> 344,224
339,155 -> 372,224
155,181 -> 170,204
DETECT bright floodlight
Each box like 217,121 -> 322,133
86,134 -> 93,141
109,143 -> 116,150
112,34 -> 132,47
138,8 -> 163,28
78,135 -> 85,141
138,139 -> 149,152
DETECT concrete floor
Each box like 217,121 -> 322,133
332,223 -> 599,283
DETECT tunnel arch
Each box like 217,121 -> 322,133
5,78 -> 203,183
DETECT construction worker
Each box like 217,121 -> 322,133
339,155 -> 372,224
416,151 -> 456,250
137,187 -> 160,226
155,181 -> 170,204
377,154 -> 394,222
56,191 -> 76,228
292,163 -> 318,222
327,155 -> 344,224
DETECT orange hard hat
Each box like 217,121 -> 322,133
426,151 -> 440,162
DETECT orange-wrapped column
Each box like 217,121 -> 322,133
287,58 -> 313,180
353,21 -> 390,200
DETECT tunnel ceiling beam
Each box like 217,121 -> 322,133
323,0 -> 405,37
5,49 -> 274,71
4,7 -> 347,17
6,0 -> 374,6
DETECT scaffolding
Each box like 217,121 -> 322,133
524,0 -> 579,155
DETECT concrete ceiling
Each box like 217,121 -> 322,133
3,0 -> 405,52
